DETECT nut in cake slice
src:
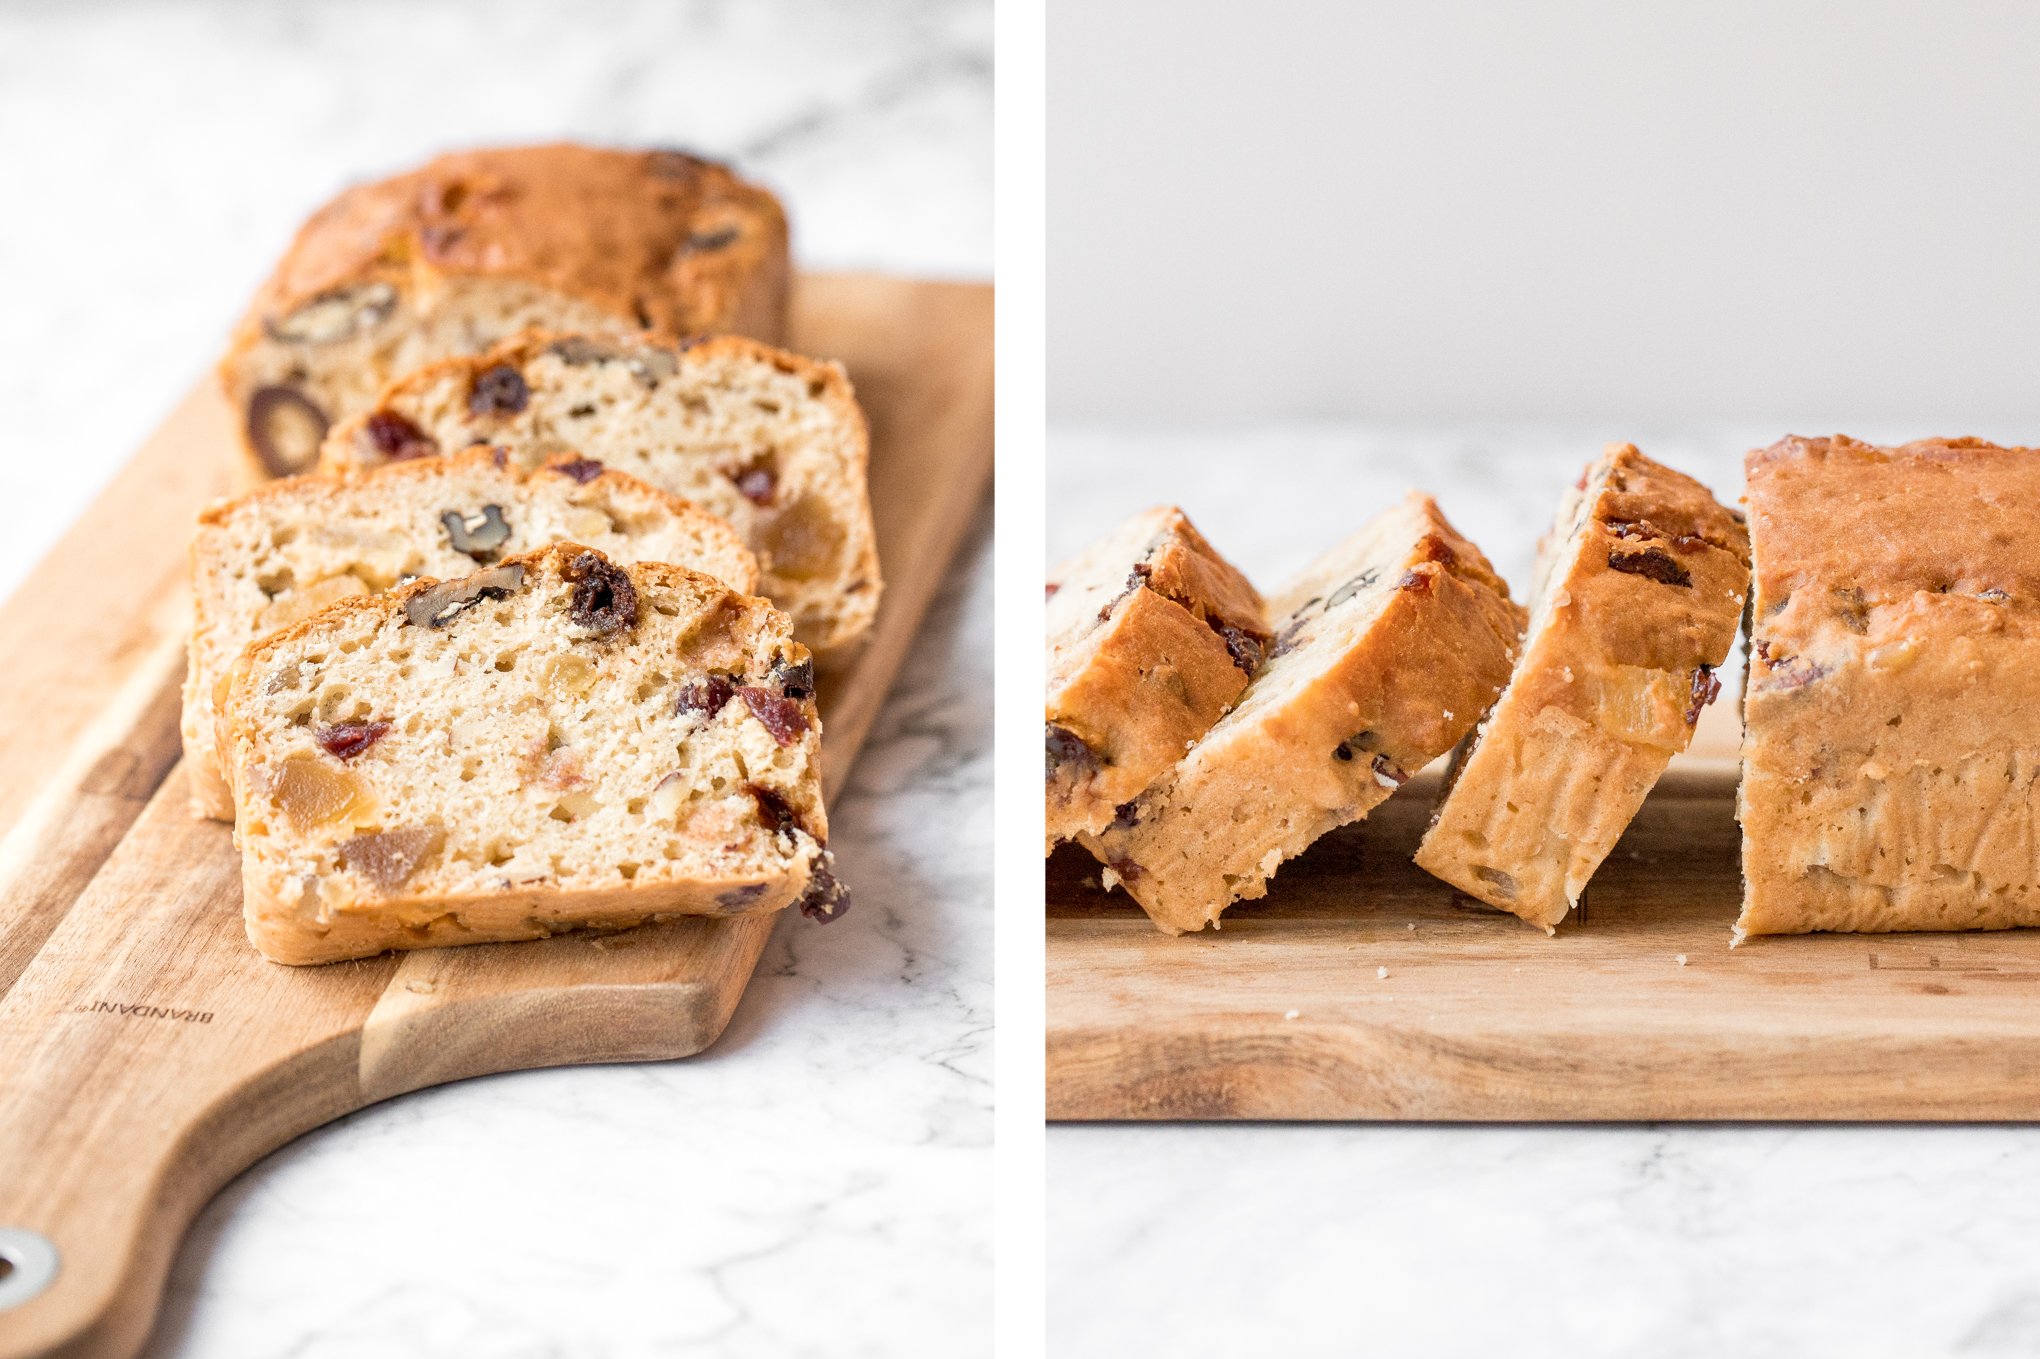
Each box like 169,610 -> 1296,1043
219,542 -> 842,965
1045,506 -> 1267,853
1738,435 -> 2040,938
1083,492 -> 1524,934
184,445 -> 757,822
1414,443 -> 1750,930
318,330 -> 879,657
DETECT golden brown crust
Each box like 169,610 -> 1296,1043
1738,435 -> 2040,938
1415,444 -> 1751,929
219,144 -> 788,480
237,144 -> 785,344
1083,494 -> 1523,934
1045,508 -> 1267,851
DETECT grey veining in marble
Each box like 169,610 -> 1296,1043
0,2 -> 989,1355
1049,420 -> 2040,1359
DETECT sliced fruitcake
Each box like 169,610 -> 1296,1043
185,446 -> 755,821
1414,443 -> 1750,930
1083,493 -> 1523,935
218,542 -> 844,965
1045,506 -> 1267,853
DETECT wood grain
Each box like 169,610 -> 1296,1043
0,273 -> 991,1359
1049,722 -> 2040,1123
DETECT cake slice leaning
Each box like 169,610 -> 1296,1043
317,330 -> 880,657
184,445 -> 758,822
1082,493 -> 1524,935
1413,444 -> 1751,930
218,542 -> 844,965
1045,506 -> 1267,853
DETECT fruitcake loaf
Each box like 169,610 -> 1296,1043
1045,507 -> 1266,853
1737,435 -> 2040,939
1414,444 -> 1750,930
317,331 -> 879,655
219,542 -> 844,966
1084,493 -> 1524,934
184,445 -> 757,822
221,143 -> 788,480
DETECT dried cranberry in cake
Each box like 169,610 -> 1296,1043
362,410 -> 439,462
797,855 -> 852,921
315,720 -> 391,761
1607,544 -> 1693,588
749,783 -> 804,836
739,685 -> 810,745
1686,665 -> 1722,725
468,364 -> 530,416
561,551 -> 638,636
770,656 -> 815,700
676,673 -> 736,717
552,455 -> 606,484
1044,723 -> 1096,780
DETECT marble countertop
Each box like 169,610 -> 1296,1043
1048,422 -> 2040,1358
0,2 -> 990,1355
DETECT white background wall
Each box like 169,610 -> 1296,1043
1050,0 -> 2040,431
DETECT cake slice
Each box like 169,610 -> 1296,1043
184,446 -> 757,822
1413,444 -> 1750,930
220,143 -> 787,479
1737,435 -> 2040,939
317,331 -> 880,656
1045,507 -> 1267,853
1083,493 -> 1524,934
219,542 -> 844,966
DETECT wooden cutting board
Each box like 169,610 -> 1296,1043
0,274 -> 992,1359
1049,696 -> 2040,1122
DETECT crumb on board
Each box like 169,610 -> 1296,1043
1675,953 -> 1689,966
1284,1008 -> 1300,1021
1377,966 -> 1390,980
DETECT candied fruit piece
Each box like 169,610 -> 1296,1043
268,755 -> 372,832
757,494 -> 844,582
256,575 -> 366,632
338,826 -> 444,892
